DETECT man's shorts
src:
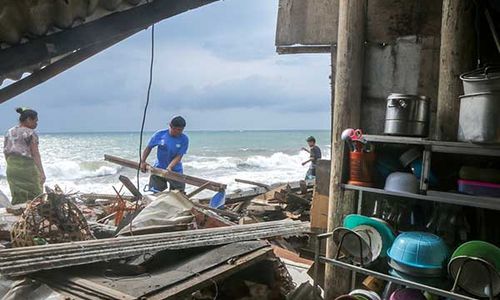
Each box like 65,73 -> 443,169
148,175 -> 186,192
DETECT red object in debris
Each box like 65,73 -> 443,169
348,151 -> 375,187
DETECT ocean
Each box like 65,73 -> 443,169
0,130 -> 330,199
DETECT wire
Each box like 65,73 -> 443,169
130,23 -> 155,236
137,24 -> 155,192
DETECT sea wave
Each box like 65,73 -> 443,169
44,161 -> 120,180
184,151 -> 308,172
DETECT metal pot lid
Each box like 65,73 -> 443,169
460,67 -> 500,80
459,91 -> 500,98
387,93 -> 430,101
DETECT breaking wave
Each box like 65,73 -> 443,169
44,161 -> 120,180
184,151 -> 308,172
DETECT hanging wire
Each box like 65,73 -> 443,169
129,23 -> 155,236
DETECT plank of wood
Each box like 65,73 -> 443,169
325,0 -> 366,297
436,0 -> 475,140
80,193 -> 135,201
148,247 -> 273,300
235,178 -> 271,190
104,155 -> 226,192
186,182 -> 211,198
254,185 -> 288,202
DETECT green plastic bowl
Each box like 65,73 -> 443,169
448,241 -> 500,297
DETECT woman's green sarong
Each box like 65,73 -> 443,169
6,155 -> 42,205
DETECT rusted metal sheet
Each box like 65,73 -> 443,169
276,0 -> 442,50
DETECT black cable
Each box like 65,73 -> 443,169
127,24 -> 155,239
137,24 -> 155,193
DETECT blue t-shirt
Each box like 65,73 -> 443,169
147,130 -> 189,173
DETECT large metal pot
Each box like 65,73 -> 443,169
460,67 -> 500,94
458,92 -> 500,143
384,94 -> 430,137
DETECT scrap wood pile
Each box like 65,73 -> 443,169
0,155 -> 317,299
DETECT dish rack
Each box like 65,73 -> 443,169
312,135 -> 500,300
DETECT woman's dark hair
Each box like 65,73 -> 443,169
16,107 -> 38,122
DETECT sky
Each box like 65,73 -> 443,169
0,0 -> 332,133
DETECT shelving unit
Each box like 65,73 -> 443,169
313,136 -> 500,300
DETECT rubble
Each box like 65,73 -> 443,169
0,172 -> 316,300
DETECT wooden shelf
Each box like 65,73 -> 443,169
363,135 -> 500,157
342,184 -> 500,211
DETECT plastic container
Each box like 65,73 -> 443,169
349,151 -> 376,187
459,166 -> 500,184
457,179 -> 500,197
384,172 -> 418,194
387,232 -> 449,275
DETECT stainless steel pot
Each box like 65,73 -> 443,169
384,93 -> 430,137
460,67 -> 500,94
458,92 -> 500,143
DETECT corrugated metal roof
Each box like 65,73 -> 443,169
0,0 -> 144,46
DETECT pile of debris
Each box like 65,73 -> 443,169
0,155 -> 319,299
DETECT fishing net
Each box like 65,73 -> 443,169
11,187 -> 93,247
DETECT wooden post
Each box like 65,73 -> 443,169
436,0 -> 475,141
324,0 -> 366,298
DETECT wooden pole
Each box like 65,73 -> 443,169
436,0 -> 475,141
104,155 -> 227,192
324,0 -> 366,298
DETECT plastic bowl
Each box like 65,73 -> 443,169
448,241 -> 500,297
389,288 -> 426,300
387,232 -> 449,270
384,172 -> 418,194
349,289 -> 381,300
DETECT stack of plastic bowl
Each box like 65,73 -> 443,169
387,232 -> 449,277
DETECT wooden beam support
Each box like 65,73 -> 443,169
325,0 -> 366,298
435,0 -> 475,141
104,154 -> 227,192
0,0 -> 218,78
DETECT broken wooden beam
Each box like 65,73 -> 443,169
186,182 -> 211,198
104,155 -> 227,192
235,178 -> 272,190
80,193 -> 135,202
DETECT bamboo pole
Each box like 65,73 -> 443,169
325,0 -> 366,298
435,0 -> 475,141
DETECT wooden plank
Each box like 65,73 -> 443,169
186,182 -> 211,198
148,247 -> 273,300
235,178 -> 271,190
0,0 -> 218,78
104,155 -> 226,192
80,193 -> 135,201
435,0 -> 476,141
325,0 -> 366,298
191,207 -> 235,228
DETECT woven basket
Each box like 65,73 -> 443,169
11,191 -> 93,247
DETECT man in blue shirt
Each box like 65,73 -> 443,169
140,116 -> 189,192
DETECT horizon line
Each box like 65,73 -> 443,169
36,128 -> 331,134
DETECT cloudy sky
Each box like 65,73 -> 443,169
0,0 -> 331,133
